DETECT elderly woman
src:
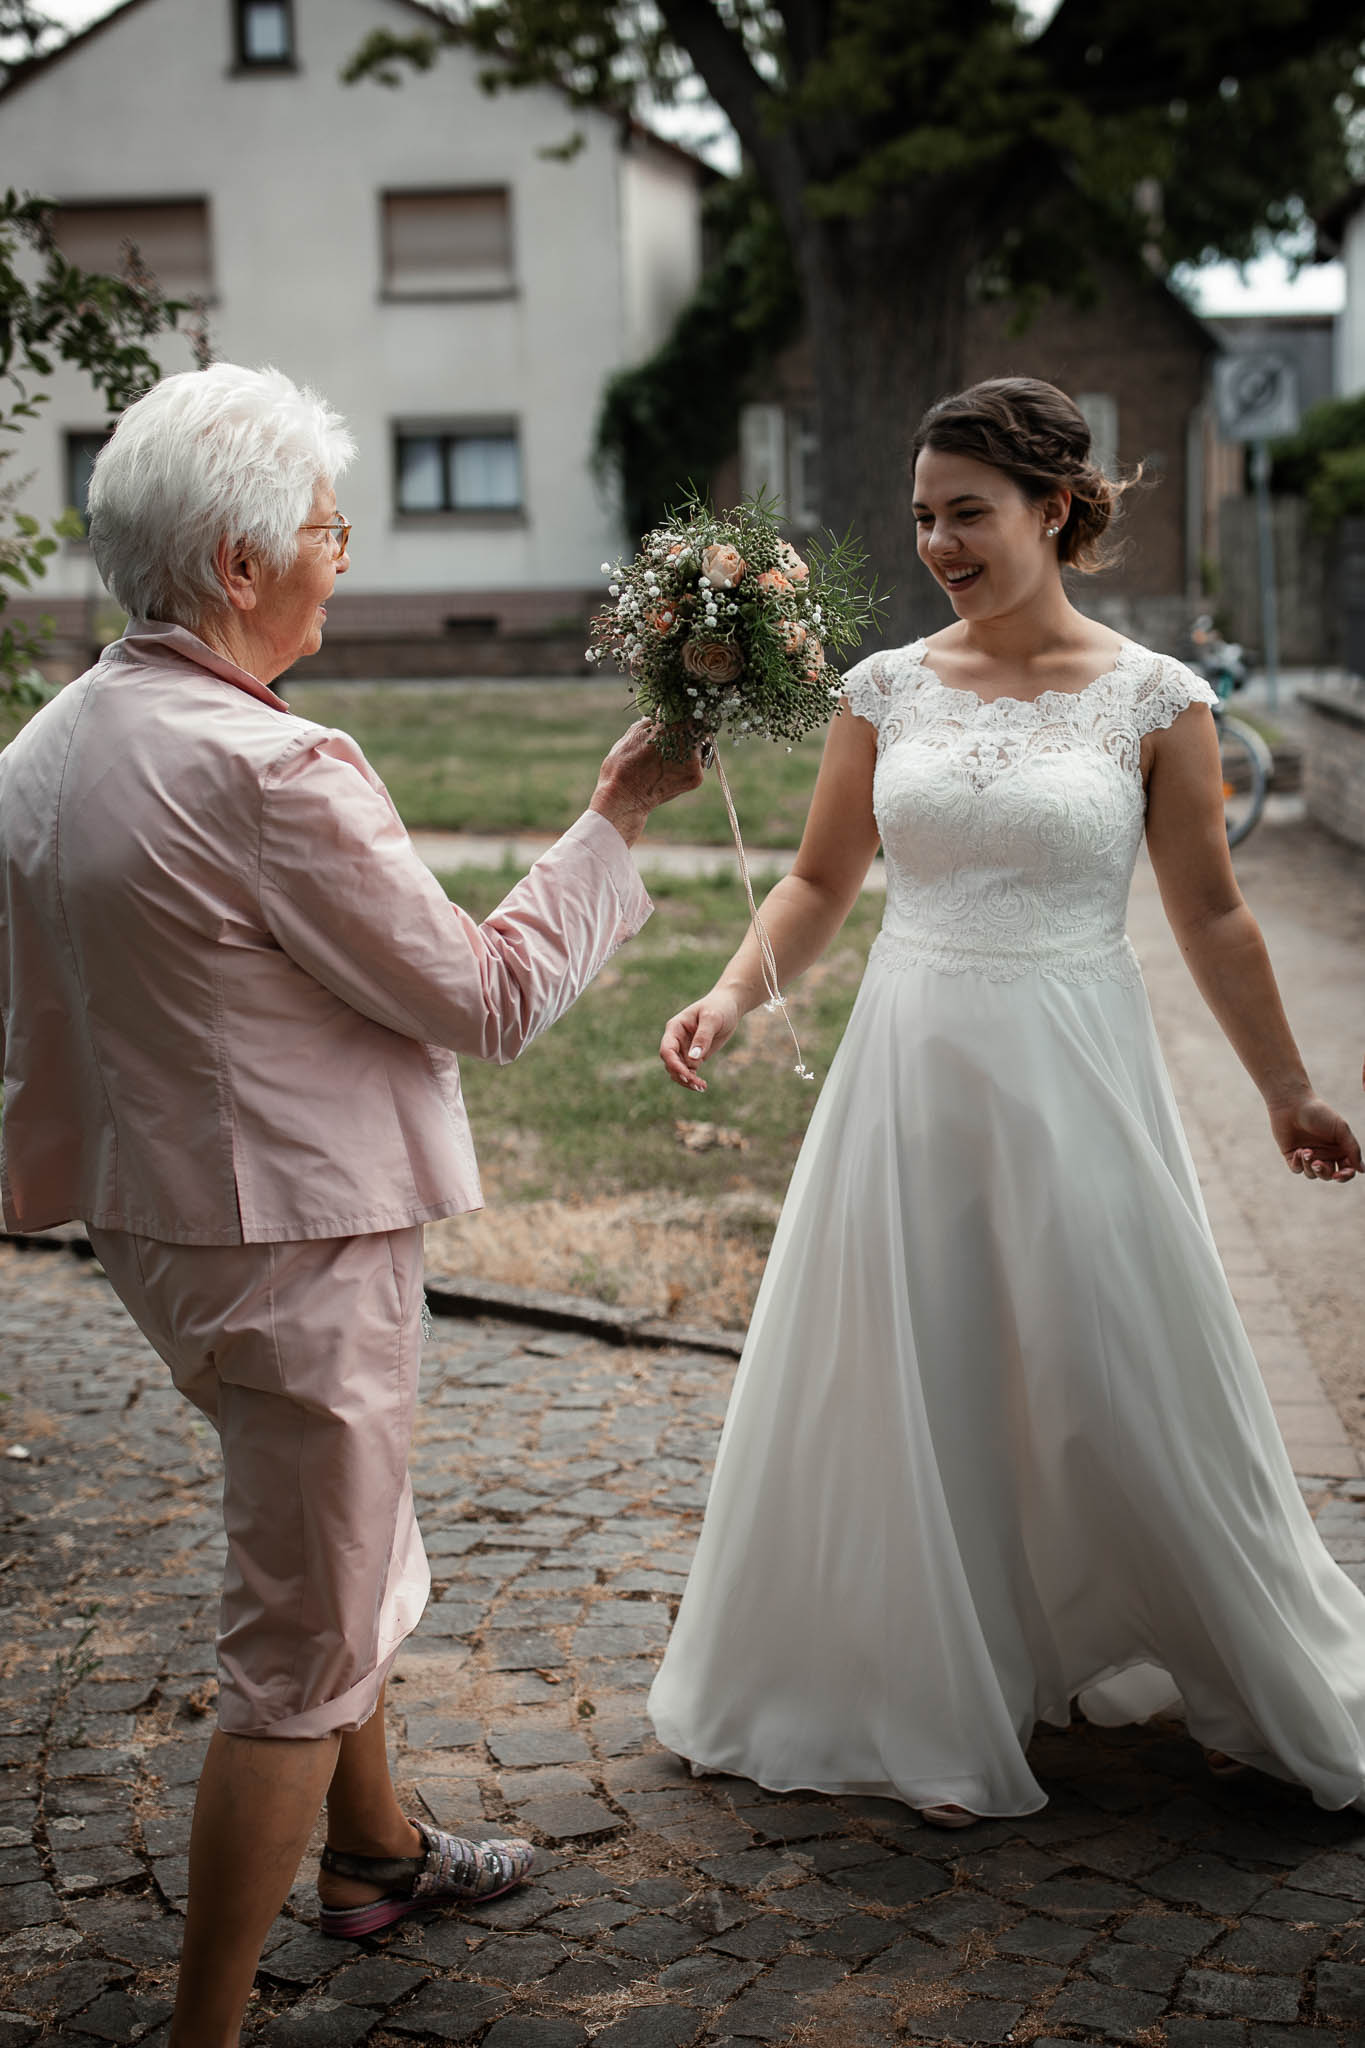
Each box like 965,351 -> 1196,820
0,362 -> 700,2048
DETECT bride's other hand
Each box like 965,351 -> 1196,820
656,707 -> 879,1094
661,990 -> 740,1092
1270,1094 -> 1362,1181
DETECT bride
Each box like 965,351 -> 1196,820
647,376 -> 1365,1827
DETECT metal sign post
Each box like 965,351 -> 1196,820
1212,352 -> 1301,711
1250,441 -> 1280,709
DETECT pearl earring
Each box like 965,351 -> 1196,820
1044,524 -> 1060,539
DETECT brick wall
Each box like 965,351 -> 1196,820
962,268 -> 1211,601
1301,691 -> 1365,849
754,270 -> 1210,621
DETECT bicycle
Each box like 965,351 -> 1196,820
1206,682 -> 1271,847
1188,620 -> 1271,846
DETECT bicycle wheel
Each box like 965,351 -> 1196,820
1217,716 -> 1267,846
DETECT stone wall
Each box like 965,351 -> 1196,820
1340,518 -> 1365,679
15,590 -> 599,683
1075,591 -> 1196,654
1300,689 -> 1365,848
296,633 -> 593,680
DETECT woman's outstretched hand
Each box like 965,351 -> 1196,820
1270,1094 -> 1362,1182
588,721 -> 705,847
660,990 -> 741,1092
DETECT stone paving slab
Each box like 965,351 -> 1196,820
3,1240 -> 1365,2046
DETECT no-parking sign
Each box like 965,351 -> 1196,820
1213,352 -> 1301,442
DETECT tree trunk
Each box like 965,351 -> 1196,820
799,199 -> 977,649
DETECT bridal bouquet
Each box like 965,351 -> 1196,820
589,494 -> 883,1079
588,491 -> 881,761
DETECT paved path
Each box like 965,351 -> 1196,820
409,832 -> 812,888
4,1242 -> 1365,2047
1128,847 -> 1364,1483
410,804 -> 1307,888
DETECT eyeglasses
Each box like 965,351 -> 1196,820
302,515 -> 351,555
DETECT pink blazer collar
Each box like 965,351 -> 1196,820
114,618 -> 291,711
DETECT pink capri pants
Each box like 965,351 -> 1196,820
89,1225 -> 431,1738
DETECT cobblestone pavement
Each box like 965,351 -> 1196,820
4,1242 -> 1365,2048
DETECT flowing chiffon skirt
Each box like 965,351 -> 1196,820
648,951 -> 1365,1816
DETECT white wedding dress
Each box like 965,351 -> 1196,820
648,638 -> 1365,1817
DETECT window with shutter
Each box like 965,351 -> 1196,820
382,190 -> 514,298
51,201 -> 213,299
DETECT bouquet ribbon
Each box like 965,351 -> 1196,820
711,748 -> 814,1084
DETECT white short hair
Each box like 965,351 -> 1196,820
87,362 -> 356,629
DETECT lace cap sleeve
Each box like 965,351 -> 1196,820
841,648 -> 903,731
1131,653 -> 1219,737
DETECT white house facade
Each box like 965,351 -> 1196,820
0,0 -> 703,670
1335,195 -> 1365,398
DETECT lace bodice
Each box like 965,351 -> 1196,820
843,639 -> 1217,985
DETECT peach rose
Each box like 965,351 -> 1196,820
701,543 -> 746,590
803,638 -> 826,678
777,541 -> 810,582
756,569 -> 791,597
683,638 -> 743,684
780,620 -> 807,656
647,607 -> 678,634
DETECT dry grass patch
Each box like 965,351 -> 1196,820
426,1189 -> 778,1329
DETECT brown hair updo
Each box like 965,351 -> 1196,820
910,377 -> 1134,574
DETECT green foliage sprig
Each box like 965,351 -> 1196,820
589,489 -> 884,760
1272,394 -> 1365,533
0,455 -> 81,706
0,189 -> 197,700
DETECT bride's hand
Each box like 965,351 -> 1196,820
660,990 -> 741,1092
1269,1094 -> 1362,1182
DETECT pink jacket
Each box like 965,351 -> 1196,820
0,621 -> 651,1244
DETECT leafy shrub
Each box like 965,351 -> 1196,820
1271,394 -> 1365,530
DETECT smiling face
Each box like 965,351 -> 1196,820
251,478 -> 350,681
913,447 -> 1066,621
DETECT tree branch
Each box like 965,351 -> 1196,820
652,0 -> 806,210
771,0 -> 828,80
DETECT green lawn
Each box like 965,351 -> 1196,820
436,861 -> 878,1205
0,697 -> 34,750
286,680 -> 824,847
2,676 -> 824,846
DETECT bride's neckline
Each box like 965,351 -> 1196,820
907,636 -> 1137,710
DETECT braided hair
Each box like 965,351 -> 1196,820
910,378 -> 1136,573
